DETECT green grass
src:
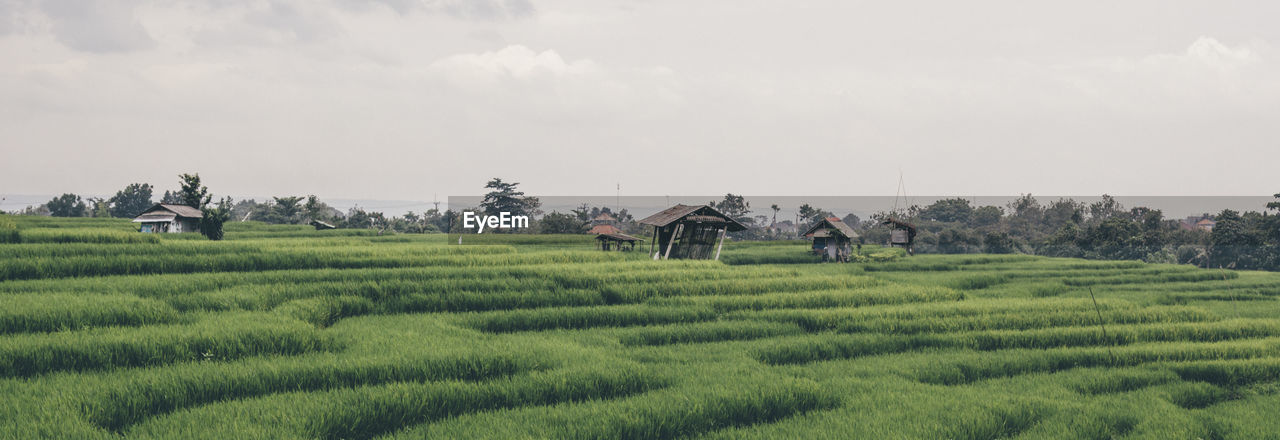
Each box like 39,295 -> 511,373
3,223 -> 1280,438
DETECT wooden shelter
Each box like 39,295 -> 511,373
596,232 -> 642,251
310,220 -> 336,230
638,204 -> 747,260
133,204 -> 202,233
803,217 -> 858,262
882,217 -> 917,254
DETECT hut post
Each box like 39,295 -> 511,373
650,226 -> 658,259
713,227 -> 727,261
663,224 -> 682,260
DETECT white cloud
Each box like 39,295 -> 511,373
429,44 -> 597,80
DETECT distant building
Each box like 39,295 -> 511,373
639,204 -> 747,260
1180,215 -> 1216,232
882,217 -> 917,254
803,217 -> 858,262
133,204 -> 202,233
592,212 -> 617,225
595,231 -> 643,251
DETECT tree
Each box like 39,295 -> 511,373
480,178 -> 540,230
539,211 -> 587,234
177,173 -> 210,209
970,205 -> 1003,227
770,204 -> 781,226
108,183 -> 154,218
87,197 -> 111,218
46,193 -> 87,217
160,190 -> 183,205
797,204 -> 833,226
201,197 -> 232,240
1088,194 -> 1124,223
267,196 -> 304,224
918,198 -> 974,223
712,194 -> 751,225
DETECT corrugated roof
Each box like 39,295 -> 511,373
637,204 -> 748,232
132,214 -> 176,223
803,217 -> 858,239
137,203 -> 203,219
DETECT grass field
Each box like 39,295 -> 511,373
3,216 -> 1280,439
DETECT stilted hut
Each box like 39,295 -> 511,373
882,217 -> 917,255
638,204 -> 747,260
596,232 -> 642,251
803,217 -> 858,262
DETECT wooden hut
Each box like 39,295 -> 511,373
803,217 -> 858,262
133,204 -> 202,233
596,232 -> 642,251
310,220 -> 336,230
638,204 -> 747,260
882,217 -> 917,254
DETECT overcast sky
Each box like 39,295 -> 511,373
2,0 -> 1278,202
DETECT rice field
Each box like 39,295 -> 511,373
3,217 -> 1280,439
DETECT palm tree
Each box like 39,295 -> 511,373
770,204 -> 780,227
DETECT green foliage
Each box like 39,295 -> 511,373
3,219 -> 1280,439
177,173 -> 210,209
200,197 -> 232,241
45,193 -> 87,217
107,183 -> 154,218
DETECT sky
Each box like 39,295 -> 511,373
2,0 -> 1278,203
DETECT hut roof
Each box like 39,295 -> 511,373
592,213 -> 617,222
637,204 -> 747,232
881,217 -> 917,233
596,232 -> 642,242
588,224 -> 622,235
136,203 -> 203,220
803,217 -> 858,239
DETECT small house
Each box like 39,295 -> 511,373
133,204 -> 202,233
882,217 -> 917,254
596,232 -> 643,251
638,204 -> 747,260
803,217 -> 858,262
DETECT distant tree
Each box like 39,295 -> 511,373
970,205 -> 1003,227
160,190 -> 183,205
268,196 -> 304,224
540,211 -> 587,234
480,178 -> 540,220
770,204 -> 781,226
712,194 -> 752,225
983,232 -> 1016,254
918,198 -> 973,223
46,193 -> 87,217
841,214 -> 861,229
797,204 -> 833,226
1088,194 -> 1125,223
177,173 -> 211,209
108,183 -> 154,218
87,197 -> 111,218
201,197 -> 232,240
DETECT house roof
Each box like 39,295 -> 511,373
1196,219 -> 1216,226
637,204 -> 748,232
132,213 -> 177,223
593,213 -> 617,222
136,203 -> 203,220
588,224 -> 622,235
803,217 -> 858,239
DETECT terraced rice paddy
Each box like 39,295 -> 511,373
3,217 -> 1280,438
